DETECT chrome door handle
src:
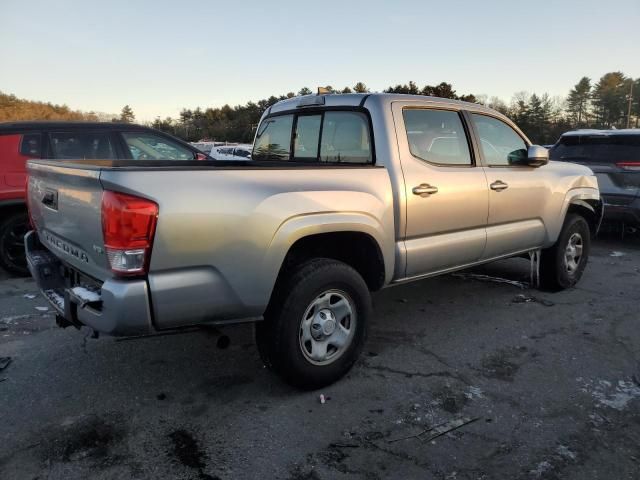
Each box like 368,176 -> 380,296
490,180 -> 508,191
412,184 -> 438,196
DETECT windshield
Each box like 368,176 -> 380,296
550,135 -> 640,163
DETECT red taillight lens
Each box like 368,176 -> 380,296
101,191 -> 158,275
616,162 -> 640,171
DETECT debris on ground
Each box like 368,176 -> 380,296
0,357 -> 12,371
35,306 -> 49,312
609,251 -> 625,257
451,273 -> 527,289
23,293 -> 36,299
512,294 -> 555,307
387,417 -> 479,443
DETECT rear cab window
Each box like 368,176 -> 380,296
550,134 -> 640,164
252,110 -> 373,164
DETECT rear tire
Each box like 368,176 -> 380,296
0,211 -> 30,276
256,258 -> 370,390
539,213 -> 590,291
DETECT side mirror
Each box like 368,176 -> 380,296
527,145 -> 549,167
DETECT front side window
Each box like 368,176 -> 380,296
471,114 -> 528,166
403,109 -> 472,165
121,132 -> 194,160
49,132 -> 115,159
252,114 -> 294,161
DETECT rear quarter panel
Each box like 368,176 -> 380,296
99,167 -> 395,319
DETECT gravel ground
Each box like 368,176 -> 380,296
0,235 -> 639,480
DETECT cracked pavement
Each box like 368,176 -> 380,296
0,235 -> 639,479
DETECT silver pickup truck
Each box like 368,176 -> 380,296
25,93 -> 602,388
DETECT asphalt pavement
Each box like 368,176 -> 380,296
1,235 -> 639,479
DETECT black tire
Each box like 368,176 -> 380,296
539,213 -> 590,291
0,211 -> 30,276
256,258 -> 371,390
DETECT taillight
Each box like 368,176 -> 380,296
101,191 -> 158,275
616,162 -> 640,171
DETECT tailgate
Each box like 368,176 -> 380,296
27,161 -> 110,280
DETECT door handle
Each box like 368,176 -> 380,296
490,180 -> 508,192
412,184 -> 438,196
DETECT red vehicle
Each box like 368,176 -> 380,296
0,122 -> 209,275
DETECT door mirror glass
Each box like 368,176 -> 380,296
527,145 -> 549,167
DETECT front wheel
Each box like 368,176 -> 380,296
256,258 -> 371,390
539,213 -> 590,291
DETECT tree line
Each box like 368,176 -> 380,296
2,71 -> 638,145
152,72 -> 638,145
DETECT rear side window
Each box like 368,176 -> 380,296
403,109 -> 472,165
49,132 -> 116,159
550,135 -> 640,163
20,133 -> 42,157
471,114 -> 528,166
253,111 -> 373,164
121,132 -> 195,160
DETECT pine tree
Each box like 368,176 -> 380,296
119,105 -> 135,123
353,82 -> 369,93
567,77 -> 591,126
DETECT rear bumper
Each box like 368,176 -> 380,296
25,231 -> 153,336
602,196 -> 640,226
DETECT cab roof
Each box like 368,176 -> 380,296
267,92 -> 502,117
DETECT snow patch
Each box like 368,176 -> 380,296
579,378 -> 640,410
71,287 -> 101,303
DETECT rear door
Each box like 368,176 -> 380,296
0,131 -> 43,193
549,134 -> 640,206
392,103 -> 489,277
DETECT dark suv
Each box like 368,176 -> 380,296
0,122 -> 208,275
549,129 -> 640,227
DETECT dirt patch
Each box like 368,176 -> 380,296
481,347 -> 528,382
168,429 -> 219,480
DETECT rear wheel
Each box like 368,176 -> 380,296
0,211 -> 30,276
539,213 -> 590,291
256,258 -> 370,390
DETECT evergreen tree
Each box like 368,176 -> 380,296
567,77 -> 591,126
592,72 -> 628,128
353,82 -> 369,93
119,105 -> 135,123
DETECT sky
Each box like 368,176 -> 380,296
1,0 -> 639,121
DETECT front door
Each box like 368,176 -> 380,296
468,113 -> 548,259
392,104 -> 489,277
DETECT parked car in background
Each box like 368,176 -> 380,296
549,129 -> 640,227
191,141 -> 217,154
210,144 -> 252,161
25,93 -> 601,388
0,122 -> 209,275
